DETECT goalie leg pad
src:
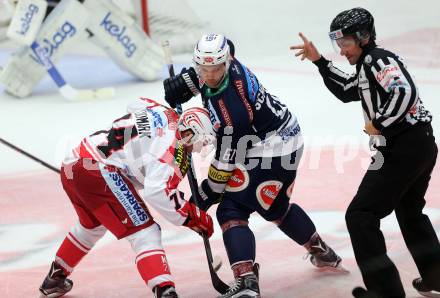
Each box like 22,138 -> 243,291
0,0 -> 15,41
0,0 -> 89,97
6,0 -> 47,45
126,224 -> 174,289
83,0 -> 164,81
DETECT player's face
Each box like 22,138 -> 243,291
179,129 -> 194,153
198,64 -> 227,88
336,36 -> 363,65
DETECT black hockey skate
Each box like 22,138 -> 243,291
413,277 -> 440,297
352,286 -> 382,298
217,273 -> 260,298
153,285 -> 179,298
305,233 -> 347,272
39,261 -> 73,298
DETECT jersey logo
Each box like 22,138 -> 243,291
100,165 -> 149,226
218,98 -> 233,126
225,164 -> 249,192
173,143 -> 189,177
234,80 -> 254,122
375,65 -> 399,83
231,63 -> 241,75
207,101 -> 221,132
150,109 -> 165,127
364,54 -> 372,65
256,180 -> 283,210
208,165 -> 232,184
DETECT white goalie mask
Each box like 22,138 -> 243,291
193,33 -> 231,70
178,107 -> 216,152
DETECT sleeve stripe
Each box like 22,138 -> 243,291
373,57 -> 417,128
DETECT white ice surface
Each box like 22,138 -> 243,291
0,1 -> 439,297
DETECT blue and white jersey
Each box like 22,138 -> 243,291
200,59 -> 303,193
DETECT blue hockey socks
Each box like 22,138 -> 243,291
223,225 -> 256,265
278,203 -> 316,245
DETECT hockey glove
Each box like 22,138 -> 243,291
189,179 -> 223,211
180,200 -> 214,238
163,67 -> 200,108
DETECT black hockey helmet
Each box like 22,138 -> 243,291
329,7 -> 376,42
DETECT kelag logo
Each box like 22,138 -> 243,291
30,21 -> 76,64
100,12 -> 137,58
17,4 -> 39,35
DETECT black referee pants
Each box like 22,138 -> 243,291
345,123 -> 440,298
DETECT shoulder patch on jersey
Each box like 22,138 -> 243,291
163,109 -> 179,130
231,62 -> 241,75
242,64 -> 259,102
148,108 -> 167,137
364,54 -> 372,65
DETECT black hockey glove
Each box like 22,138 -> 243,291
163,67 -> 200,108
190,179 -> 223,211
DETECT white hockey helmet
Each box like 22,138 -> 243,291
193,34 -> 231,69
178,107 -> 216,149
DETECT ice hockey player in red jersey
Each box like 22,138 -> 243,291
38,99 -> 216,298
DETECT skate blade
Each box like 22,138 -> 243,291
38,291 -> 65,298
417,290 -> 440,298
316,263 -> 350,274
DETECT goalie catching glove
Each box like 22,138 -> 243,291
179,198 -> 214,238
163,67 -> 200,108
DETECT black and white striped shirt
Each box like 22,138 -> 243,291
313,44 -> 432,138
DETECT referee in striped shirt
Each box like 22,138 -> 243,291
291,7 -> 440,298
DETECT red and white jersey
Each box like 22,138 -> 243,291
65,99 -> 190,226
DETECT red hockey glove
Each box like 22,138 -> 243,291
180,201 -> 213,238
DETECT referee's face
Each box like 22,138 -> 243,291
336,36 -> 363,65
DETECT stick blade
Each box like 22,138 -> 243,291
60,86 -> 115,102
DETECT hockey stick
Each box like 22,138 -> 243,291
0,137 -> 60,173
162,40 -> 230,294
30,41 -> 115,102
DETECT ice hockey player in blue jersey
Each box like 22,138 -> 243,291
163,33 -> 346,297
